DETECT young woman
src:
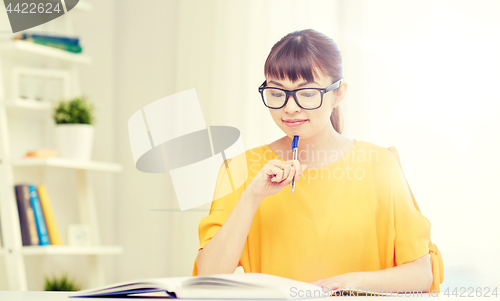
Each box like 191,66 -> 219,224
192,29 -> 443,293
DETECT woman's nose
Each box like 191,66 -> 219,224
284,95 -> 301,113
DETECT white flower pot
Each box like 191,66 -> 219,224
55,124 -> 94,161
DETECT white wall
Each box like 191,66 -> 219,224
357,0 -> 500,288
71,0 -> 118,287
112,0 -> 180,280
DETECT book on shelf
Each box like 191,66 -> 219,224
15,185 -> 39,246
37,185 -> 63,245
28,184 -> 50,245
15,184 -> 63,246
31,39 -> 82,53
13,33 -> 82,53
16,33 -> 80,45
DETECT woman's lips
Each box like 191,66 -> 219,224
283,119 -> 308,127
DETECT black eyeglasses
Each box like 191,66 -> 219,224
258,79 -> 341,110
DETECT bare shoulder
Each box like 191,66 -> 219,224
339,135 -> 355,150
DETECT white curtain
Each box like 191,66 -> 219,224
348,0 -> 500,288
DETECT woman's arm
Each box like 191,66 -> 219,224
196,190 -> 262,275
311,253 -> 433,293
196,158 -> 304,275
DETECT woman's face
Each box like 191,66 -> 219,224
266,70 -> 342,140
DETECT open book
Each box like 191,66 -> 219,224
71,273 -> 397,299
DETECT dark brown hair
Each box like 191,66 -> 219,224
264,29 -> 344,133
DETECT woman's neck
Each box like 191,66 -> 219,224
296,124 -> 341,151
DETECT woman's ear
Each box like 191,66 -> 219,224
333,81 -> 348,107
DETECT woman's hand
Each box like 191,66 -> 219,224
245,159 -> 307,202
310,273 -> 359,293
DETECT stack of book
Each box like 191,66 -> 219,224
14,184 -> 62,246
13,33 -> 82,53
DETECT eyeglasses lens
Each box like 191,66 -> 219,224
263,88 -> 321,109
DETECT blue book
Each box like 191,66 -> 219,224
28,184 -> 50,246
20,33 -> 80,45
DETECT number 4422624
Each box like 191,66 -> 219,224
6,2 -> 62,14
444,287 -> 498,297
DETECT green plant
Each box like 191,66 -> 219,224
44,274 -> 80,291
53,96 -> 95,125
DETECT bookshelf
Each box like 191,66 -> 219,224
12,158 -> 122,172
4,99 -> 53,110
0,3 -> 122,291
19,246 -> 122,256
0,41 -> 92,64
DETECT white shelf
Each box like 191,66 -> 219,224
20,245 -> 123,256
0,6 -> 120,289
4,99 -> 53,111
12,158 -> 123,172
0,41 -> 91,64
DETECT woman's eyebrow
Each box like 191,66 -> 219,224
268,80 -> 284,87
268,80 -> 319,87
298,81 -> 318,87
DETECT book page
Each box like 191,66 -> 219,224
73,277 -> 189,297
181,273 -> 328,299
185,273 -> 320,290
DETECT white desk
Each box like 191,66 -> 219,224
0,292 -> 117,300
0,291 -> 460,300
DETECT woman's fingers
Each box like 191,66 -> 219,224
269,159 -> 293,170
251,159 -> 307,200
266,160 -> 286,182
289,160 -> 307,182
297,164 -> 307,182
282,166 -> 292,181
265,166 -> 276,176
277,163 -> 294,183
285,167 -> 295,183
267,167 -> 282,182
266,159 -> 306,183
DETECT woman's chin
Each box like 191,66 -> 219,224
285,130 -> 311,140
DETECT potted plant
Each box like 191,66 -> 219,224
44,274 -> 80,291
53,96 -> 95,161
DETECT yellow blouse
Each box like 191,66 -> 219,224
192,139 -> 437,288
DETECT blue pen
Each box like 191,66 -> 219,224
291,135 -> 299,193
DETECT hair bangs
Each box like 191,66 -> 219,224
264,36 -> 322,83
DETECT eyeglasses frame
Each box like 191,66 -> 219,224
258,79 -> 342,110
